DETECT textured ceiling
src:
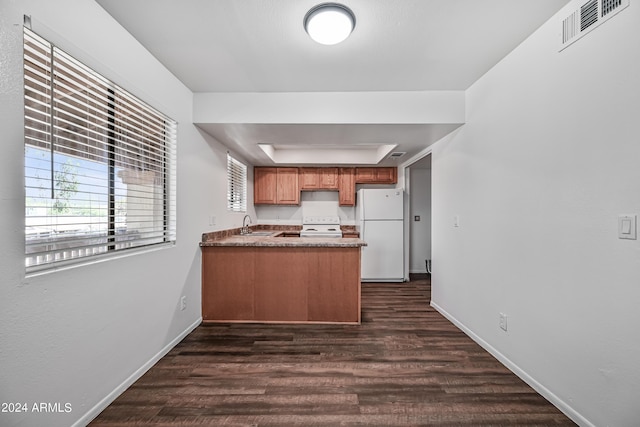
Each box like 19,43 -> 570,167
97,0 -> 571,165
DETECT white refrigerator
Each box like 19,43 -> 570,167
356,188 -> 404,282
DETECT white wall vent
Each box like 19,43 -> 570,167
388,152 -> 406,159
559,0 -> 629,51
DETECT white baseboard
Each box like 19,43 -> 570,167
430,302 -> 592,427
73,317 -> 202,427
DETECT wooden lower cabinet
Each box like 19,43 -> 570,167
202,246 -> 361,323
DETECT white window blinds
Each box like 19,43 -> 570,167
227,153 -> 247,212
24,28 -> 177,271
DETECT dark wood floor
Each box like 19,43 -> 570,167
90,276 -> 576,426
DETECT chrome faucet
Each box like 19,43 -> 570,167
241,214 -> 252,235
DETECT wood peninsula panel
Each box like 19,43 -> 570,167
201,247 -> 255,321
201,244 -> 362,324
254,248 -> 309,321
308,248 -> 360,323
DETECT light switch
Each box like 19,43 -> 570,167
621,219 -> 631,234
618,215 -> 637,240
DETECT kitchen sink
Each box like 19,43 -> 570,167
240,231 -> 274,236
275,233 -> 300,237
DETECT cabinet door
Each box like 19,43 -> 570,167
202,247 -> 255,321
320,168 -> 339,189
338,168 -> 355,206
254,248 -> 308,321
300,168 -> 320,190
276,168 -> 300,205
254,167 -> 277,204
308,248 -> 360,322
376,167 -> 397,184
355,167 -> 376,183
355,167 -> 397,184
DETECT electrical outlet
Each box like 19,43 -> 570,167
180,296 -> 186,311
209,215 -> 216,226
499,313 -> 508,331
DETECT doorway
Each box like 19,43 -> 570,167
407,154 -> 431,275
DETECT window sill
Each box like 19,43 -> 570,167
25,242 -> 176,278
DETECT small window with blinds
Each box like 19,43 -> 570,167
227,153 -> 247,212
24,28 -> 177,271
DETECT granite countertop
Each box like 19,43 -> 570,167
200,226 -> 366,248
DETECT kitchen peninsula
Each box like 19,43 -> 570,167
200,227 -> 366,324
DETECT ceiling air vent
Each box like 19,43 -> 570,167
580,0 -> 598,31
602,0 -> 623,16
559,0 -> 628,51
388,152 -> 406,159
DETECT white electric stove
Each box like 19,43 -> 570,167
300,216 -> 343,238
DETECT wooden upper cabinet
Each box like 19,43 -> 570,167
355,167 -> 397,184
319,168 -> 339,189
254,167 -> 277,204
276,168 -> 300,205
255,166 -> 394,206
254,167 -> 299,205
338,168 -> 356,206
300,168 -> 338,190
300,168 -> 320,189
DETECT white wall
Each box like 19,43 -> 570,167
256,191 -> 355,224
430,3 -> 640,426
409,167 -> 432,273
0,1 -> 253,426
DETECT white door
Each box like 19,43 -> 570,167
361,220 -> 404,281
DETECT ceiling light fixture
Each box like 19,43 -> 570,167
304,3 -> 355,45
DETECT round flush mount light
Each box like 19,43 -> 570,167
304,3 -> 356,45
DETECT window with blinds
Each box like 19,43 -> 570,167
227,153 -> 247,212
24,28 -> 177,271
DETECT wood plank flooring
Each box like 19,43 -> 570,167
90,276 -> 576,426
